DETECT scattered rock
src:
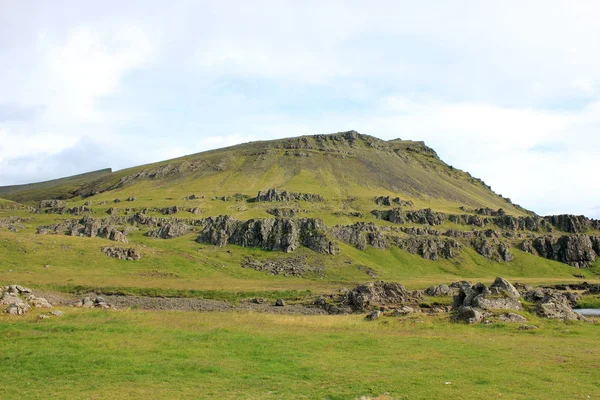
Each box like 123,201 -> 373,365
50,310 -> 64,317
454,306 -> 484,324
374,196 -> 413,207
160,206 -> 180,215
102,247 -> 142,261
365,310 -> 381,321
241,256 -> 324,277
425,284 -> 455,296
344,281 -> 422,311
518,324 -> 539,330
498,313 -> 527,323
40,199 -> 66,208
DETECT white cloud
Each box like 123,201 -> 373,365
1,0 -> 600,218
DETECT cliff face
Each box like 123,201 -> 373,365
197,216 -> 339,255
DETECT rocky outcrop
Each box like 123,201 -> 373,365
405,209 -> 447,225
1,285 -> 52,315
474,208 -> 506,217
471,238 -> 513,262
494,215 -> 545,231
0,217 -> 26,232
343,281 -> 422,311
448,214 -> 490,228
102,247 -> 142,261
453,278 -> 522,318
333,211 -> 364,218
425,284 -> 455,296
330,222 -> 389,250
394,237 -> 460,260
400,227 -> 441,236
40,199 -> 66,208
373,196 -> 413,207
241,256 -> 324,277
536,292 -> 583,321
197,216 -> 338,254
44,205 -> 92,215
371,208 -> 406,224
189,207 -> 202,215
255,189 -> 324,203
523,234 -> 597,267
215,193 -> 249,202
37,216 -> 128,243
145,222 -> 191,239
160,206 -> 180,215
544,214 -> 595,233
266,208 -> 299,218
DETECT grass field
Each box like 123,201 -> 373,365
0,309 -> 598,400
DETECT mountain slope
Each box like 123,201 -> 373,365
34,131 -> 527,215
0,131 -> 598,296
0,168 -> 112,204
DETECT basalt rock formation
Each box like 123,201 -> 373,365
197,216 -> 338,254
521,234 -> 598,268
255,189 -> 325,203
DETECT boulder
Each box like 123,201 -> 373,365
275,298 -> 285,307
471,295 -> 522,311
425,284 -> 454,297
489,277 -> 520,298
344,281 -> 421,311
536,293 -> 583,321
498,313 -> 527,323
102,247 -> 142,261
28,296 -> 52,308
454,306 -> 484,324
365,310 -> 381,321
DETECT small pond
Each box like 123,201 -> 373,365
574,309 -> 600,317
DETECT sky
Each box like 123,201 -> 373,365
1,0 -> 599,217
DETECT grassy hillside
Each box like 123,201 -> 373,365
0,168 -> 112,204
0,132 -> 526,214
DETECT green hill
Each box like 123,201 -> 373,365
0,168 -> 112,204
0,131 -> 598,296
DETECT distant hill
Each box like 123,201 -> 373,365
0,168 -> 112,204
1,131 -> 527,214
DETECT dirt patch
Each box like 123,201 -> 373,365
30,289 -> 327,315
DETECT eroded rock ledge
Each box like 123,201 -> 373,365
197,215 -> 338,254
